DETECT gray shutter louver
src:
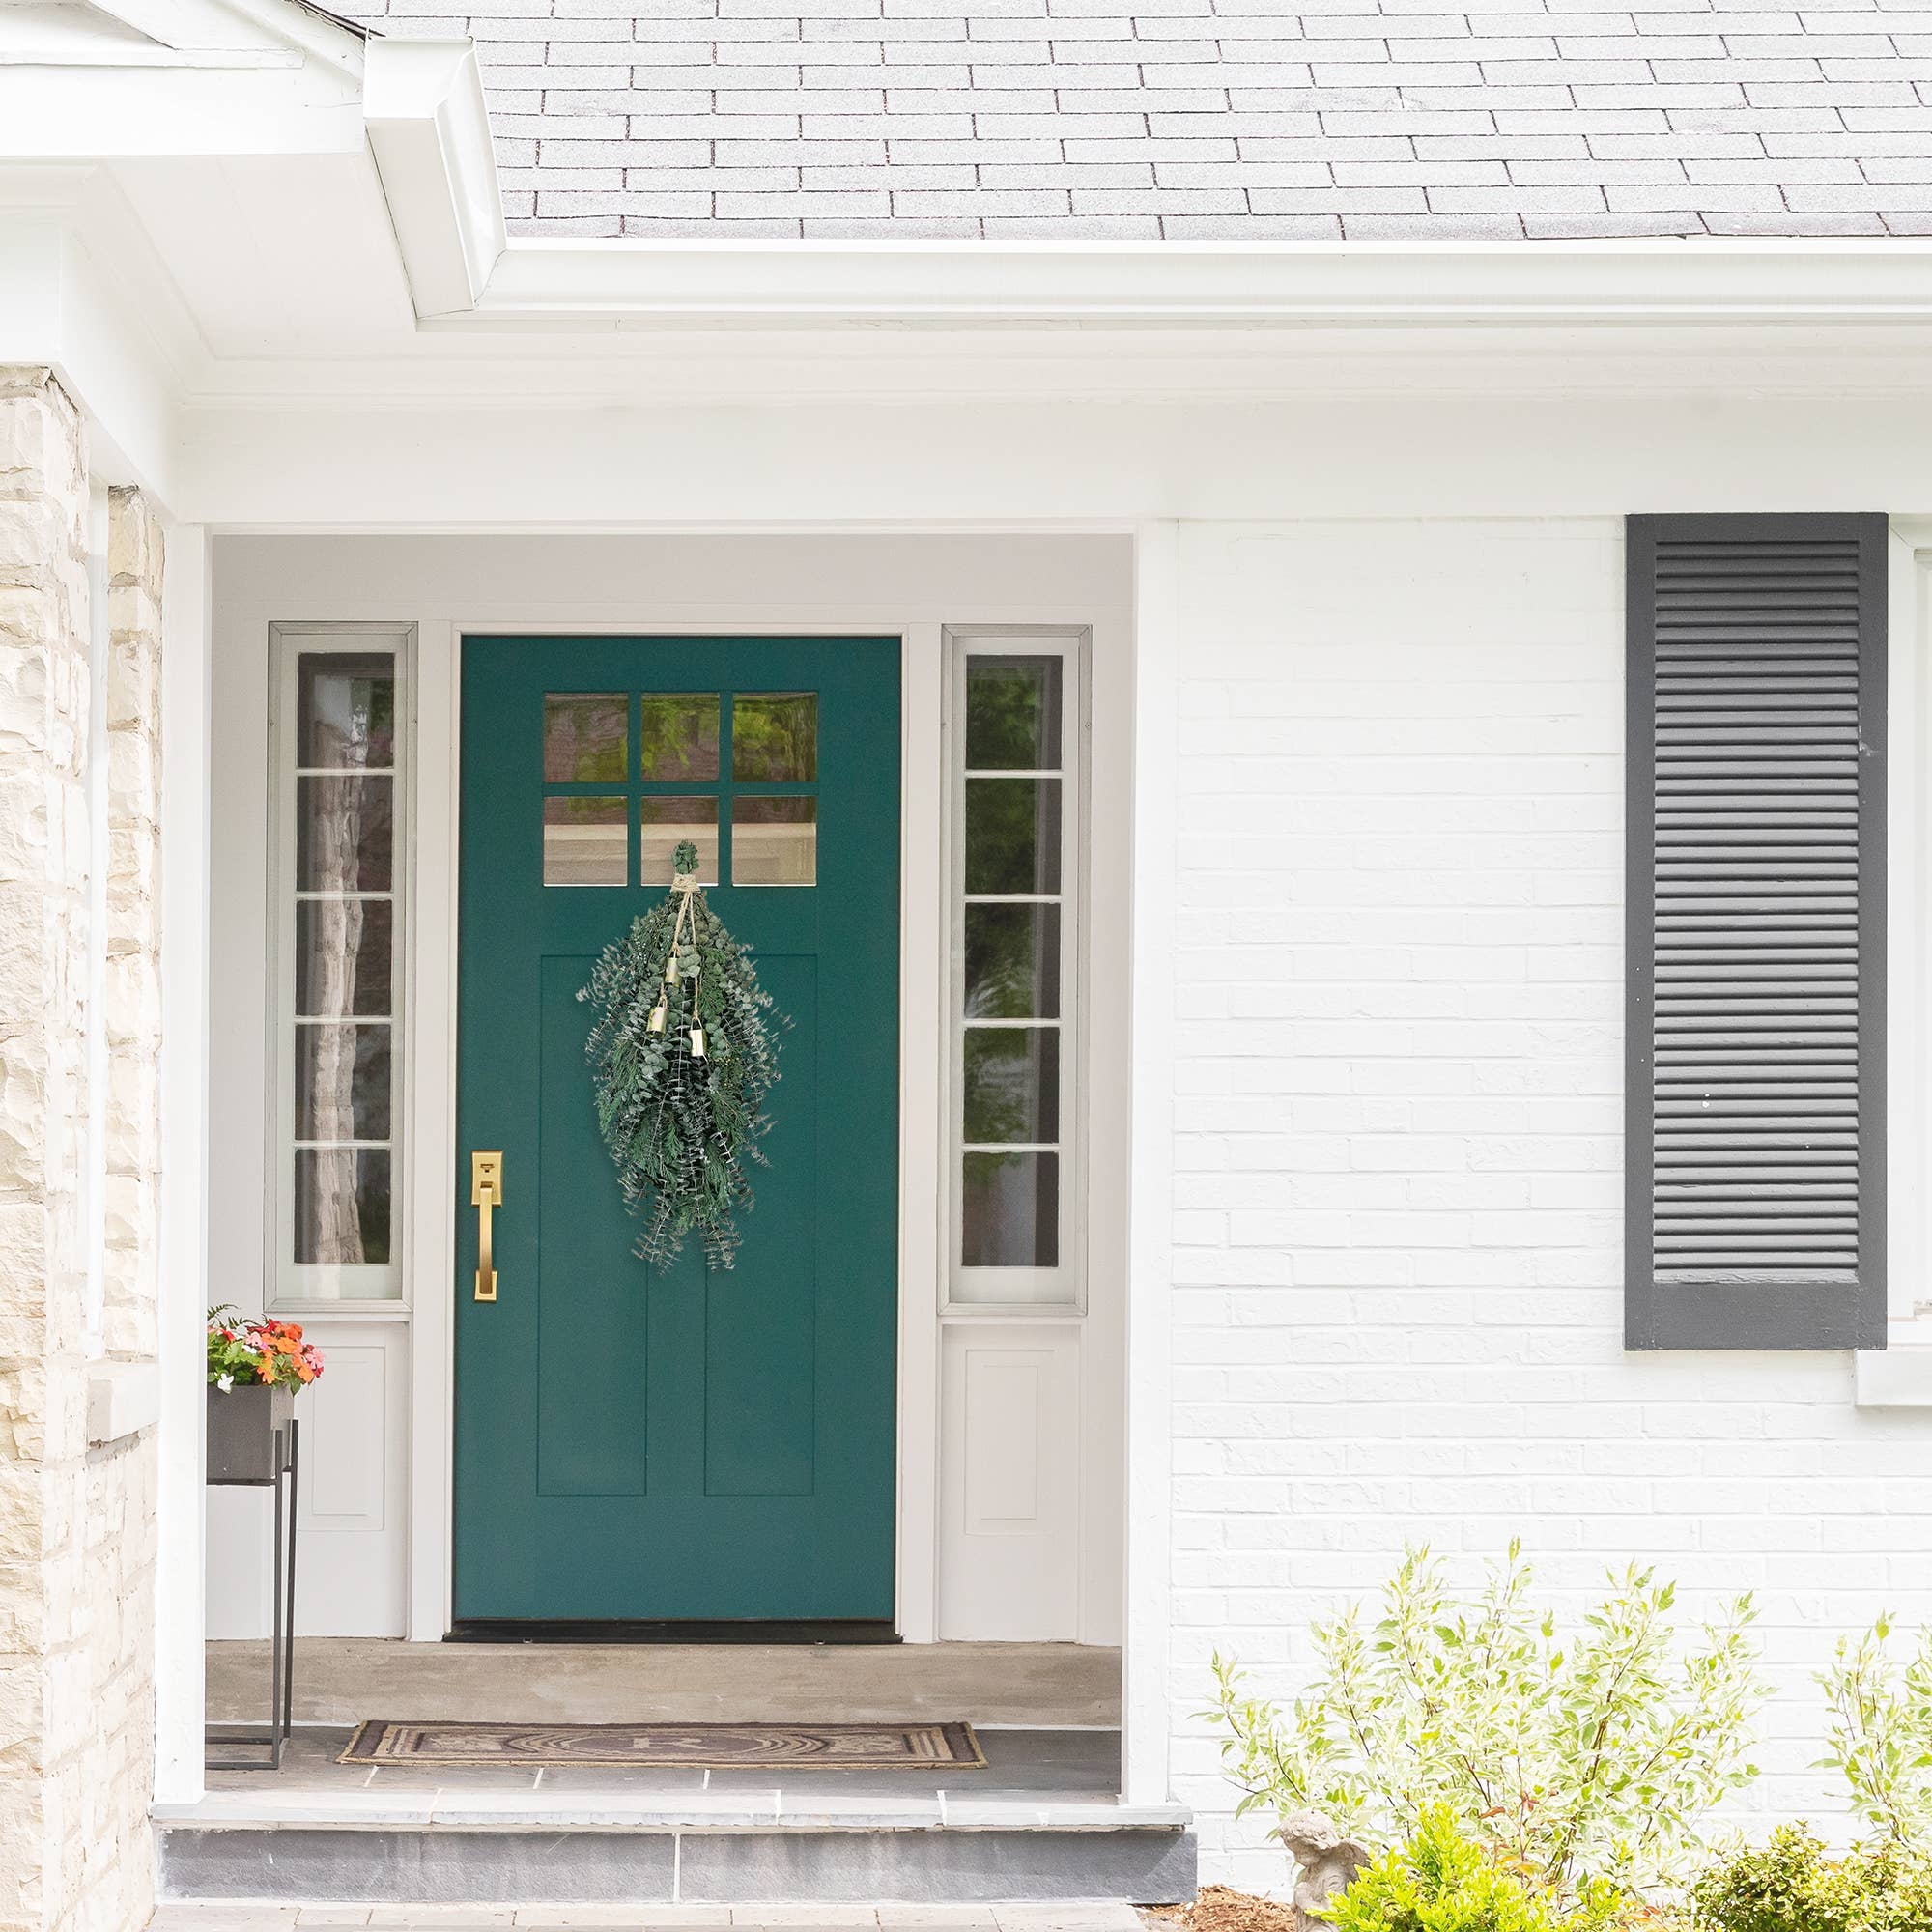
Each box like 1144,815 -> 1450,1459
1626,513 -> 1888,1351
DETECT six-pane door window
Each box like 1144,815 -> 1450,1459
541,690 -> 817,889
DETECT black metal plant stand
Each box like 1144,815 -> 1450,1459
205,1418 -> 299,1771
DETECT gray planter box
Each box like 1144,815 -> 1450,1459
207,1382 -> 295,1484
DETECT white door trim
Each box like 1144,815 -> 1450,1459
408,599 -> 1095,1642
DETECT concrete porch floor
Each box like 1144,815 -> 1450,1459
206,1643 -> 1123,1731
171,1726 -> 1141,1829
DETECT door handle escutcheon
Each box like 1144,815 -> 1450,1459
471,1151 -> 503,1302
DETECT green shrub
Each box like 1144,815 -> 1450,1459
1207,1543 -> 1762,1905
1818,1617 -> 1932,1845
1689,1825 -> 1932,1932
1329,1807 -> 1638,1932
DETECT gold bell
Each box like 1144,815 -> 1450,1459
646,1000 -> 667,1034
689,1026 -> 707,1059
663,956 -> 678,984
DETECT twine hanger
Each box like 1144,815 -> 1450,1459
648,840 -> 708,1057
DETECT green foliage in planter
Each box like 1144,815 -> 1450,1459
1207,1543 -> 1762,1907
1689,1826 -> 1932,1932
1329,1807 -> 1648,1932
1818,1617 -> 1932,1845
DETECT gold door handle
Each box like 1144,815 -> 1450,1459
471,1151 -> 503,1302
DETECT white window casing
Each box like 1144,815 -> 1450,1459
268,623 -> 414,1310
945,628 -> 1088,1312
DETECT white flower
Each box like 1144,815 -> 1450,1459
216,1374 -> 234,1391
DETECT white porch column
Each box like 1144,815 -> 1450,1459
153,519 -> 208,1804
1122,521 -> 1179,1809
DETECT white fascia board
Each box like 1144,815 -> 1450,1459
460,236 -> 1932,330
84,0 -> 364,71
0,62 -> 363,155
362,36 -> 503,320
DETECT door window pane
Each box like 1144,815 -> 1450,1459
297,775 -> 393,893
964,778 -> 1061,895
640,796 -> 719,885
544,795 -> 627,887
298,655 -> 394,769
639,695 -> 721,781
732,796 -> 816,887
964,903 -> 1061,1019
295,1149 -> 392,1265
296,900 -> 393,1016
961,1152 -> 1059,1268
967,657 -> 1062,772
963,1028 -> 1061,1143
544,694 -> 628,783
733,693 -> 818,782
296,1023 -> 393,1141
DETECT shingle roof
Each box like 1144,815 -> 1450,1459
342,0 -> 1932,238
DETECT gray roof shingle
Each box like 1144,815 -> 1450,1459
340,0 -> 1932,237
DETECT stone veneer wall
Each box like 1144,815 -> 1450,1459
0,368 -> 163,1932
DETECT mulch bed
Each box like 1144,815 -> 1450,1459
1141,1884 -> 1303,1932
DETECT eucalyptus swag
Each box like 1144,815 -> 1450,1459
578,840 -> 784,1269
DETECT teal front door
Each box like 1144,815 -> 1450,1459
453,637 -> 901,1626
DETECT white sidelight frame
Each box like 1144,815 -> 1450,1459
944,627 -> 1088,1312
267,623 -> 415,1311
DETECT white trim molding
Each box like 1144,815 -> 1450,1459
1857,1326 -> 1932,1406
87,1361 -> 161,1444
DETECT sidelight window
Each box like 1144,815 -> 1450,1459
271,628 -> 411,1305
948,635 -> 1083,1307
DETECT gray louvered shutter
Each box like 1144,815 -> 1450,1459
1626,513 -> 1888,1350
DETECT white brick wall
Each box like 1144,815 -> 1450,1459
338,0 -> 1932,238
1166,517 -> 1932,1893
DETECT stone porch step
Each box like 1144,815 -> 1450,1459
149,1904 -> 1153,1928
153,1813 -> 1195,1908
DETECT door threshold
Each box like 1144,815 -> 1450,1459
443,1619 -> 903,1645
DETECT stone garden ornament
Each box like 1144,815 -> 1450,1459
1277,1811 -> 1372,1932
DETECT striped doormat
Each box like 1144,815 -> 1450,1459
340,1719 -> 985,1770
